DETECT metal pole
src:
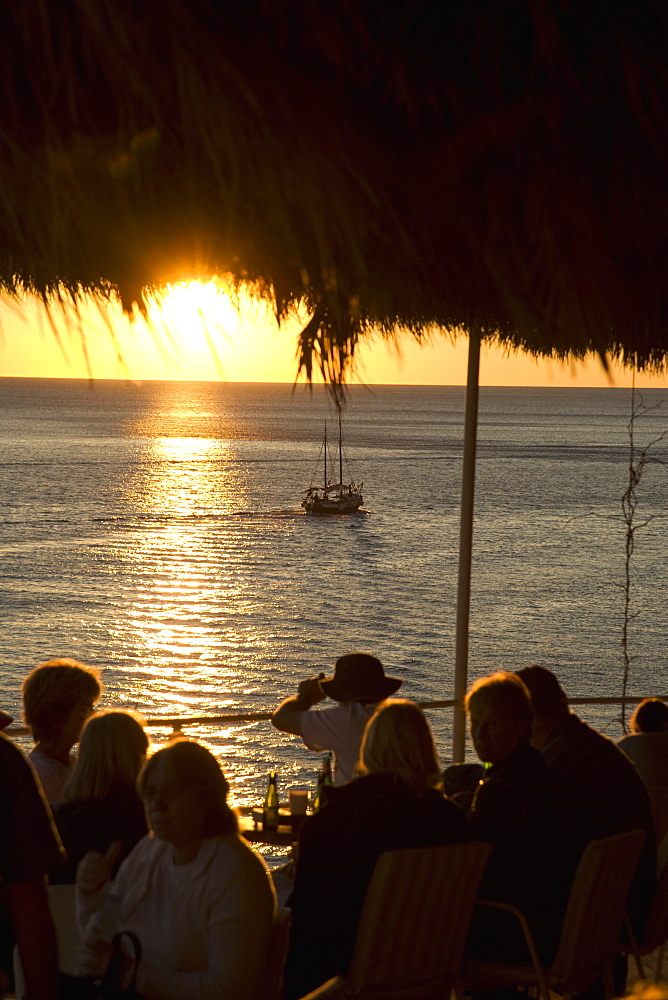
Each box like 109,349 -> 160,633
452,330 -> 481,762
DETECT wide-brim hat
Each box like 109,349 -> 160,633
320,653 -> 402,703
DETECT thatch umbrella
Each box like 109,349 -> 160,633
2,0 -> 668,756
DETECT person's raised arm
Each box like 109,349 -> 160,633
271,674 -> 326,736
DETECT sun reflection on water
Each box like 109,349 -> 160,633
146,436 -> 236,514
116,432 -> 272,712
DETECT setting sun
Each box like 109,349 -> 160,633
147,279 -> 240,358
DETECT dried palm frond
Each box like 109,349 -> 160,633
1,0 -> 668,384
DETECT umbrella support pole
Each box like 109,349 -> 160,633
453,331 -> 480,762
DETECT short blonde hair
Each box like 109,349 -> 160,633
465,672 -> 533,732
22,658 -> 102,741
358,698 -> 442,794
62,710 -> 149,802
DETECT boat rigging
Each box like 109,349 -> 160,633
301,407 -> 364,515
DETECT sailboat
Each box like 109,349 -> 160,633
302,408 -> 364,515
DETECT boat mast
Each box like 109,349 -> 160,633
338,404 -> 343,486
324,422 -> 327,489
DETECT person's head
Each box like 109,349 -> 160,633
138,739 -> 237,854
358,698 -> 442,793
514,665 -> 570,746
630,698 -> 668,734
22,658 -> 102,746
62,710 -> 149,802
319,653 -> 402,705
465,672 -> 533,765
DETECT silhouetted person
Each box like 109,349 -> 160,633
272,652 -> 402,785
1,729 -> 64,1000
284,699 -> 469,999
464,672 -> 580,965
76,740 -> 275,1000
516,665 -> 656,940
618,698 -> 668,841
52,710 -> 149,883
22,658 -> 102,803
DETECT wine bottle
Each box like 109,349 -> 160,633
263,769 -> 280,830
313,753 -> 334,812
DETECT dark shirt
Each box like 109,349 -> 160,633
0,732 -> 64,884
284,771 -> 470,1000
52,789 -> 148,883
539,712 -> 657,935
467,739 -> 580,964
442,761 -> 484,804
0,733 -> 64,989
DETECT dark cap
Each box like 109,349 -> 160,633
320,653 -> 402,703
0,709 -> 14,730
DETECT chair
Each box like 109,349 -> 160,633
646,787 -> 668,845
465,828 -> 646,1000
263,906 -> 292,1000
298,840 -> 491,1000
622,832 -> 668,981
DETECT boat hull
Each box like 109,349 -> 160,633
302,492 -> 364,515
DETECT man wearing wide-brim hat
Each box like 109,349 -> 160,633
271,653 -> 402,786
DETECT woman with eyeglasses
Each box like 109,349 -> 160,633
75,739 -> 276,1000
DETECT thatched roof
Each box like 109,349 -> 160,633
2,0 -> 668,383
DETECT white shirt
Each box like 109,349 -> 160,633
300,702 -> 376,785
29,748 -> 71,804
78,833 -> 276,1000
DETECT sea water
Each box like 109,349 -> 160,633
1,378 -> 667,849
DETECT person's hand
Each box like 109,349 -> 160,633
76,939 -> 114,977
76,841 -> 122,895
297,673 -> 327,707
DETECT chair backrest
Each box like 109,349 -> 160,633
262,906 -> 292,1000
658,829 -> 668,876
346,841 -> 491,994
640,845 -> 668,953
647,786 -> 668,844
550,828 -> 645,983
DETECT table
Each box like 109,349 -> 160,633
238,807 -> 305,848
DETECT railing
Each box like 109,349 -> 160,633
4,695 -> 666,740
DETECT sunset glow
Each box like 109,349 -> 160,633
1,288 -> 667,389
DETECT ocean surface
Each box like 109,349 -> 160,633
1,377 -> 667,856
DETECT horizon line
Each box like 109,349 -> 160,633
1,374 -> 661,391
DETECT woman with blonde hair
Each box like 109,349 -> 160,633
358,697 -> 443,792
52,710 -> 149,882
284,697 -> 469,1000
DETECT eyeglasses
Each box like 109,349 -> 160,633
143,783 -> 191,802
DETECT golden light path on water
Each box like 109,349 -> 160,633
111,428 -> 287,829
126,436 -> 242,691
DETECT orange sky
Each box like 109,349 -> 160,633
1,285 -> 667,388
